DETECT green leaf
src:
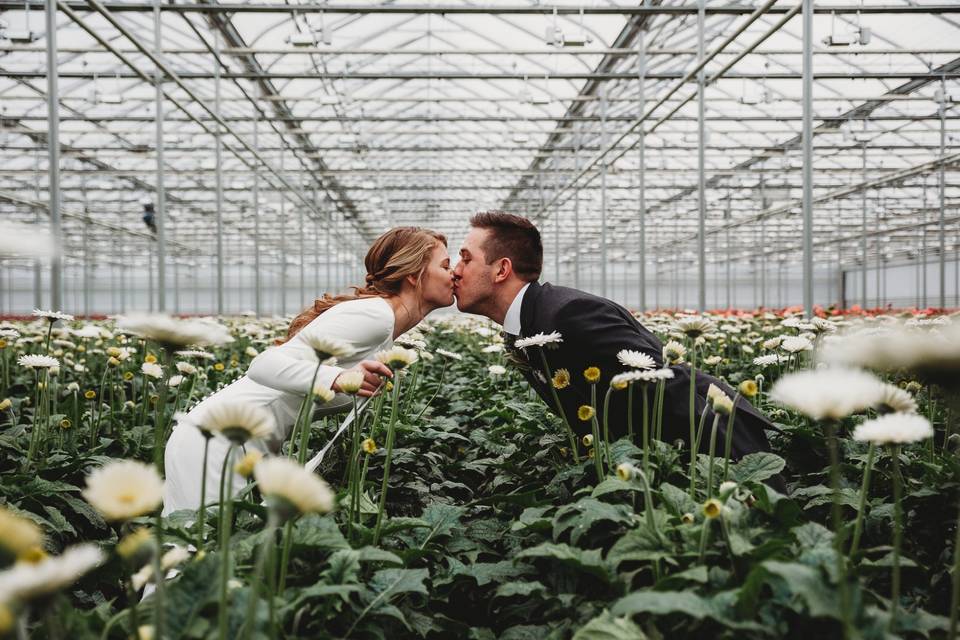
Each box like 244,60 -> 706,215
736,560 -> 839,620
58,494 -> 107,530
658,482 -> 698,517
732,452 -> 785,484
291,514 -> 349,551
41,505 -> 77,537
369,567 -> 430,598
494,580 -> 548,600
611,590 -> 718,620
552,497 -> 633,545
591,478 -> 641,498
606,528 -> 674,569
573,611 -> 647,640
450,560 -> 534,587
163,552 -> 222,640
515,542 -> 612,583
792,522 -> 834,550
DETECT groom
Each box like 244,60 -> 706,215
452,211 -> 777,460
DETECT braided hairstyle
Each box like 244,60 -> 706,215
281,227 -> 447,343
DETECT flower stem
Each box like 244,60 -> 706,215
689,404 -> 709,499
848,442 -> 876,557
948,496 -> 960,640
826,420 -> 851,639
688,347 -> 698,495
412,362 -> 446,423
218,445 -> 235,640
889,444 -> 902,633
641,385 -> 650,483
601,386 -> 613,474
721,392 -> 741,482
197,435 -> 211,549
627,384 -> 635,443
373,374 -> 403,546
537,350 -> 579,463
241,511 -> 279,640
153,510 -> 166,640
706,414 -> 721,499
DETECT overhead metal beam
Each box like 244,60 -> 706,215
6,1 -> 959,14
11,69 -> 957,80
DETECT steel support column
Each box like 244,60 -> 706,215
214,31 -> 224,314
253,108 -> 261,317
801,0 -> 814,317
600,90 -> 608,298
638,28 -> 647,311
861,145 -> 868,307
696,0 -> 707,312
154,0 -> 166,311
45,0 -> 63,311
939,77 -> 947,308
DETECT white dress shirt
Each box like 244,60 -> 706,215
163,296 -> 395,515
502,282 -> 530,336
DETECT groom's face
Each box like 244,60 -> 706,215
452,227 -> 496,315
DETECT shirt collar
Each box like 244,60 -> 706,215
502,282 -> 530,336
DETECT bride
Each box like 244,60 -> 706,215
163,227 -> 454,515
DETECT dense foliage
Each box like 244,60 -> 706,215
0,308 -> 957,639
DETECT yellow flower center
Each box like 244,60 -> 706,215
577,405 -> 595,422
583,366 -> 601,383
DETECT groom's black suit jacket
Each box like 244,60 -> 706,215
508,281 -> 776,459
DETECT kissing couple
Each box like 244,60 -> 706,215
163,211 -> 778,513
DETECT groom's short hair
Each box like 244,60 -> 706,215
469,211 -> 542,281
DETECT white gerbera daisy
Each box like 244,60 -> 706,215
167,375 -> 184,388
676,316 -> 715,338
753,354 -> 782,367
70,325 -> 102,340
191,400 -> 275,444
297,331 -> 356,363
514,331 -> 563,349
769,368 -> 886,421
335,370 -> 365,395
482,344 -> 504,354
762,337 -> 784,351
617,349 -> 656,370
874,384 -> 918,414
0,544 -> 104,603
662,340 -> 687,364
312,385 -> 336,404
395,336 -> 427,350
18,354 -> 60,369
0,506 -> 44,560
781,336 -> 813,354
253,457 -> 335,519
82,460 -> 164,522
436,348 -> 463,361
175,362 -> 197,376
118,314 -> 233,349
375,346 -> 418,370
32,309 -> 74,323
488,364 -> 507,376
174,349 -> 216,361
852,413 -> 933,445
141,362 -> 163,379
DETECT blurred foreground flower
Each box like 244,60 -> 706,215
83,459 -> 164,522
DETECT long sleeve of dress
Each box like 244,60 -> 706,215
246,297 -> 394,394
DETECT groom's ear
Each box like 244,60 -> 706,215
493,257 -> 513,283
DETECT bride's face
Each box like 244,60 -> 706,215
418,242 -> 455,309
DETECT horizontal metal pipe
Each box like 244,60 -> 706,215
5,1 -> 959,13
5,70 -> 959,80
7,114 -> 956,123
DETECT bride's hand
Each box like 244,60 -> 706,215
332,360 -> 393,397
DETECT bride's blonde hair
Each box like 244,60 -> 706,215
281,227 -> 447,343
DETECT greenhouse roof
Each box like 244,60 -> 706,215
0,0 -> 958,281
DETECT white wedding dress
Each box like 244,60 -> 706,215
162,296 -> 395,516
